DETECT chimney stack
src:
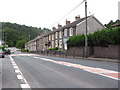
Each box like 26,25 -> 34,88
52,27 -> 56,31
66,19 -> 70,25
58,23 -> 62,28
75,15 -> 80,21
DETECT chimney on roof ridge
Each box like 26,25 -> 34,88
58,23 -> 62,28
66,19 -> 71,25
75,15 -> 80,21
52,27 -> 56,31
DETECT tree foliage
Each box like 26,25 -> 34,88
67,34 -> 85,47
16,40 -> 27,49
2,22 -> 51,48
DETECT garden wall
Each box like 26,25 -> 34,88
94,45 -> 119,59
69,45 -> 119,59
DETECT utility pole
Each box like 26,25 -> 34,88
2,22 -> 5,45
85,0 -> 88,58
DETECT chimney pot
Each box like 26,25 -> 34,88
75,15 -> 80,21
66,19 -> 70,25
52,27 -> 56,31
58,24 -> 62,28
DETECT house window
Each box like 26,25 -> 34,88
59,40 -> 62,48
55,40 -> 58,47
69,28 -> 73,36
52,41 -> 54,48
49,35 -> 51,40
52,34 -> 54,40
64,29 -> 67,36
59,31 -> 62,38
55,32 -> 58,39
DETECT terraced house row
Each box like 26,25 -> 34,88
25,15 -> 104,51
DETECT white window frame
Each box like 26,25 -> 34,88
49,35 -> 51,40
59,40 -> 62,48
55,40 -> 58,47
52,41 -> 54,48
52,34 -> 54,40
69,28 -> 73,36
59,31 -> 62,38
64,29 -> 67,36
55,32 -> 58,39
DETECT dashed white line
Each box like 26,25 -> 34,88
20,84 -> 31,88
9,55 -> 31,88
12,63 -> 17,66
15,70 -> 20,73
13,66 -> 19,69
17,75 -> 23,79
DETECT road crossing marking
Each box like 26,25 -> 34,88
9,55 -> 31,89
34,57 -> 120,80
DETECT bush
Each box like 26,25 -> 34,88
48,47 -> 58,50
21,49 -> 28,52
67,34 -> 85,47
67,27 -> 120,47
0,46 -> 5,51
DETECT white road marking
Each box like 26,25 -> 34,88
13,66 -> 19,69
17,75 -> 23,79
12,63 -> 17,66
34,57 -> 120,80
20,84 -> 31,88
15,70 -> 20,73
9,55 -> 31,88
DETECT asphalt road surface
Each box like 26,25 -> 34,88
0,51 -> 119,89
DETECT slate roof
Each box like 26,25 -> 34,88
112,20 -> 120,27
29,15 -> 103,41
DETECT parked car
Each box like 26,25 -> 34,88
0,49 -> 5,58
4,49 -> 11,55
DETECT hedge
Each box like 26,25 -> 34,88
67,27 -> 120,47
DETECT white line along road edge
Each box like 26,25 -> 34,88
34,57 -> 120,81
9,55 -> 31,88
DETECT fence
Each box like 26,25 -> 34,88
31,50 -> 85,58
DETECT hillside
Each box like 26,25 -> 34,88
0,22 -> 51,48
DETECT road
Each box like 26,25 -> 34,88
0,51 -> 119,89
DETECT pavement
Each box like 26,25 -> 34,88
31,52 -> 119,63
86,57 -> 119,63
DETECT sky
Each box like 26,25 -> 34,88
0,0 -> 119,29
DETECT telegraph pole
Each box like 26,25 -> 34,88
85,0 -> 88,58
2,22 -> 5,45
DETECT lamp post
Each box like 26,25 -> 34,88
85,0 -> 88,58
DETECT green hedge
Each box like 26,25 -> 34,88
0,46 -> 5,51
48,47 -> 58,50
67,27 -> 120,47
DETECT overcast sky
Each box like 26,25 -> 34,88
0,0 -> 119,29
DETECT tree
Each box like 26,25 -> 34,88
16,40 -> 27,49
3,22 -> 51,48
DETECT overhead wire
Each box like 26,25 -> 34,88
48,0 -> 85,29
